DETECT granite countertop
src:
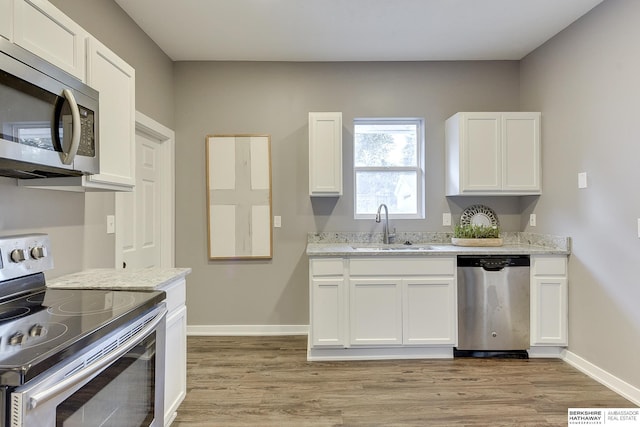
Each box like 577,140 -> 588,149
306,232 -> 571,257
47,267 -> 192,290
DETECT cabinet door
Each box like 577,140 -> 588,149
349,278 -> 402,346
164,305 -> 187,426
309,112 -> 342,196
502,113 -> 541,193
85,37 -> 136,189
311,278 -> 346,347
13,0 -> 87,80
403,277 -> 456,345
531,276 -> 568,346
461,113 -> 501,192
1,0 -> 12,40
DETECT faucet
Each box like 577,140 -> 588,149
375,203 -> 396,244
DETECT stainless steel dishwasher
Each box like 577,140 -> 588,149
456,255 -> 530,358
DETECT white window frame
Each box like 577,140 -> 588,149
353,117 -> 425,220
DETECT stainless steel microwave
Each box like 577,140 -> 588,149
0,38 -> 99,179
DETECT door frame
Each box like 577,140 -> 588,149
115,111 -> 175,269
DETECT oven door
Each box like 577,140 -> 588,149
9,304 -> 166,427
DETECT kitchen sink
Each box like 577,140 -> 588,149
351,245 -> 434,251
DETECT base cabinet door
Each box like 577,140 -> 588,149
403,278 -> 457,345
158,278 -> 187,426
164,305 -> 187,426
530,256 -> 568,346
349,278 -> 402,346
310,278 -> 346,347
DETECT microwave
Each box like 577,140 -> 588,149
0,38 -> 99,179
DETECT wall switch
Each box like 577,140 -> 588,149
529,214 -> 536,227
106,215 -> 115,234
274,216 -> 282,228
442,213 -> 451,226
578,172 -> 588,189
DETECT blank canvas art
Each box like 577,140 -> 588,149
206,135 -> 273,259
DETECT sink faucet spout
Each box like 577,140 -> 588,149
376,203 -> 395,244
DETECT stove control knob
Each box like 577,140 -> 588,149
29,324 -> 45,337
30,246 -> 46,260
9,332 -> 25,346
10,249 -> 26,263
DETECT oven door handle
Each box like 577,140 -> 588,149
28,306 -> 167,410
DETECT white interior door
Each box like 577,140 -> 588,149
115,112 -> 175,269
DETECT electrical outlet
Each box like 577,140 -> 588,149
442,213 -> 451,226
274,216 -> 282,228
529,214 -> 536,227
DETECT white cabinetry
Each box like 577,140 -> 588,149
403,276 -> 457,345
309,258 -> 346,347
157,277 -> 187,427
1,0 -> 12,40
530,255 -> 568,346
12,0 -> 88,80
84,37 -> 135,189
446,112 -> 541,195
350,277 -> 403,345
309,112 -> 342,196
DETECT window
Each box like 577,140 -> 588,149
353,118 -> 425,219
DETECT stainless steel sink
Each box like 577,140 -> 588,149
351,245 -> 434,251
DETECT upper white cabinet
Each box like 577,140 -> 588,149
445,112 -> 541,196
0,0 -> 12,40
309,112 -> 342,196
84,37 -> 135,189
530,255 -> 568,346
12,0 -> 88,80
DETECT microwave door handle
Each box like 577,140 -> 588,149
27,305 -> 167,410
59,89 -> 81,165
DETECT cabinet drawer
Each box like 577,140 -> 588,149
532,256 -> 567,276
311,258 -> 344,276
350,257 -> 455,276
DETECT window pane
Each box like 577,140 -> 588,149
355,171 -> 417,215
354,123 -> 417,167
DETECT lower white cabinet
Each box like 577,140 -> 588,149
403,277 -> 457,345
309,256 -> 457,356
350,278 -> 403,345
530,256 -> 568,346
158,278 -> 187,426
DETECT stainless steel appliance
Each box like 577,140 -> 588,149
0,38 -> 99,179
456,255 -> 530,358
0,234 -> 166,426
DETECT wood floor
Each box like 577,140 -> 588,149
173,336 -> 635,426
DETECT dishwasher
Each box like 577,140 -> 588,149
456,255 -> 530,358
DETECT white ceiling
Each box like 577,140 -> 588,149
114,0 -> 603,62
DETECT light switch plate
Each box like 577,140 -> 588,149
274,216 -> 282,228
106,215 -> 115,234
578,172 -> 588,189
442,213 -> 451,226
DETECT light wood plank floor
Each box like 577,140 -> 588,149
173,336 -> 636,426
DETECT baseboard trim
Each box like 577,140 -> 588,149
187,324 -> 309,336
563,350 -> 640,406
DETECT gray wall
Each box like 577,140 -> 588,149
0,0 -> 173,276
174,61 -> 521,325
520,0 -> 640,388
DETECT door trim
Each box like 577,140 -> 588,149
115,111 -> 175,268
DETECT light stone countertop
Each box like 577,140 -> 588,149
46,268 -> 192,290
307,231 -> 571,257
